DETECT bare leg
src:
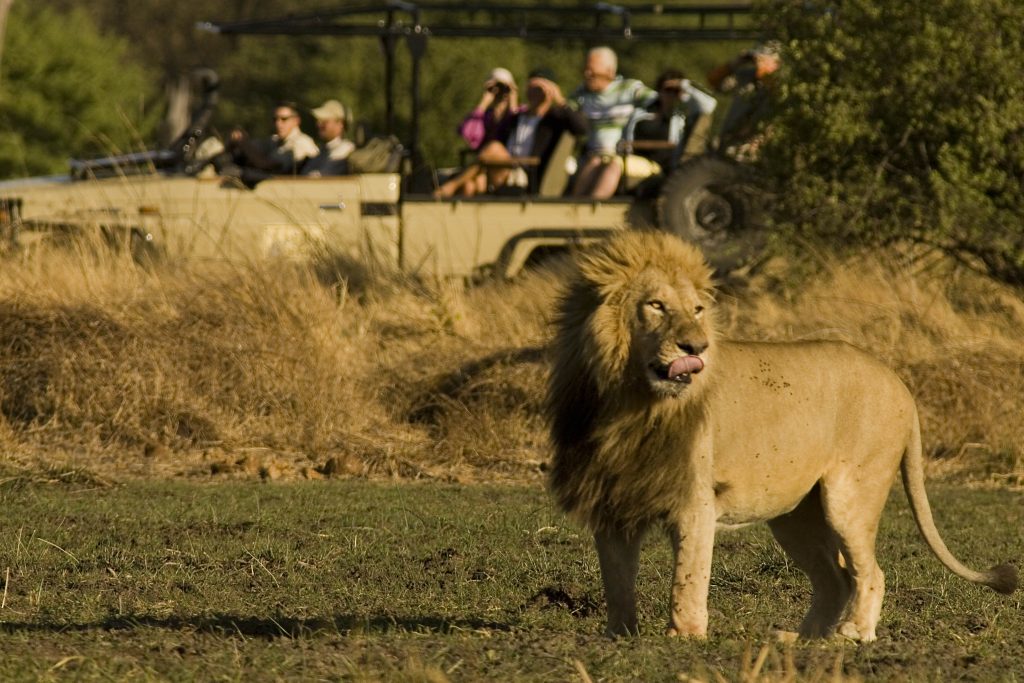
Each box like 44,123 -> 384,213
478,141 -> 512,190
588,161 -> 623,200
594,527 -> 644,637
471,172 -> 486,195
571,155 -> 604,197
434,163 -> 482,198
768,485 -> 853,638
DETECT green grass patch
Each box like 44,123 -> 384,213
0,480 -> 1019,681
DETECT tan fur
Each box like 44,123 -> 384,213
547,230 -> 1017,640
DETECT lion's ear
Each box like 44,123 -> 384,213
584,289 -> 632,386
576,263 -> 627,302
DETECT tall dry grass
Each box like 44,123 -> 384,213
0,236 -> 1021,485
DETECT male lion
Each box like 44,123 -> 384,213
547,230 -> 1017,641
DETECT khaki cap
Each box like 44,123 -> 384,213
312,99 -> 347,121
486,67 -> 515,87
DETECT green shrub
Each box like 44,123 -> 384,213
757,0 -> 1024,284
0,4 -> 158,178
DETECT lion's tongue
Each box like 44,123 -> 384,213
668,355 -> 704,379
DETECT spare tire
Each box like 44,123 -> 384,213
658,155 -> 764,273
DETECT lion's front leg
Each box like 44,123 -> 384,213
594,527 -> 644,637
666,500 -> 716,638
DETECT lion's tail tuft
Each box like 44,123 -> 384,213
984,563 -> 1019,595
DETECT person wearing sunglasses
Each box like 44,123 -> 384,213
224,101 -> 319,186
632,69 -> 718,176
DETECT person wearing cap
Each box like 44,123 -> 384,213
569,46 -> 658,199
303,99 -> 356,177
457,67 -> 520,151
707,43 -> 780,155
435,68 -> 587,197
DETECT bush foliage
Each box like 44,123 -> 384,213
758,0 -> 1024,284
0,4 -> 158,177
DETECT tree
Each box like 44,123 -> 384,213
757,0 -> 1024,284
0,4 -> 158,178
39,0 -> 306,145
0,0 -> 14,84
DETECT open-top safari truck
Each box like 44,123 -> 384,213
0,2 -> 763,279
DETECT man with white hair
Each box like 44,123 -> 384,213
570,46 -> 658,198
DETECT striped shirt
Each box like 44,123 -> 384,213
572,76 -> 658,154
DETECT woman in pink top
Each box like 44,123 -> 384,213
458,67 -> 520,150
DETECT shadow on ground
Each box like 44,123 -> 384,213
0,613 -> 515,639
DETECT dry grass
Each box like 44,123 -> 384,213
0,237 -> 1021,486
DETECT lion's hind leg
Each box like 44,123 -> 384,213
768,484 -> 853,639
820,480 -> 890,642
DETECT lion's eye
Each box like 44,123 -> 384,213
647,300 -> 665,312
695,305 -> 705,317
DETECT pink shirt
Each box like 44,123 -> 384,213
458,106 -> 523,150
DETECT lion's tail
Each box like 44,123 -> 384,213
901,411 -> 1018,595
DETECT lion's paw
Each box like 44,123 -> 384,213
837,621 -> 876,642
666,624 -> 707,639
772,630 -> 799,644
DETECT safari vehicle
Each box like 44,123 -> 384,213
0,2 -> 762,279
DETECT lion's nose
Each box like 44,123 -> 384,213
678,341 -> 708,356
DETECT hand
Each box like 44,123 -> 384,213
541,78 -> 566,106
477,81 -> 497,110
718,75 -> 738,93
227,127 -> 248,150
507,82 -> 519,109
530,78 -> 564,106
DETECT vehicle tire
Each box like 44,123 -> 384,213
657,155 -> 764,273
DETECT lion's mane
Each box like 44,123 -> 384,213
547,231 -> 715,532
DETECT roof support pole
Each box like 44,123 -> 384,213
406,24 -> 427,168
380,31 -> 397,136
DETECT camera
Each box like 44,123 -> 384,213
489,82 -> 510,95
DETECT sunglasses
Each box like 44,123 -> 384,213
660,86 -> 683,94
274,114 -> 297,121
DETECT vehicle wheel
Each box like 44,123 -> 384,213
657,155 -> 764,273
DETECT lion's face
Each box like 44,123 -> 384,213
629,274 -> 712,398
551,231 -> 715,414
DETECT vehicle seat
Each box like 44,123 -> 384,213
463,130 -> 577,197
616,110 -> 686,195
537,131 -> 577,198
